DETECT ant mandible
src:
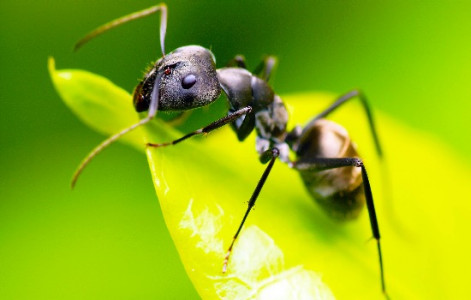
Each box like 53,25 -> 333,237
72,3 -> 388,297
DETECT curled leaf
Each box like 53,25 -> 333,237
50,57 -> 471,299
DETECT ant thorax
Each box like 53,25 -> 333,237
217,68 -> 290,162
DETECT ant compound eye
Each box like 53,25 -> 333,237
181,74 -> 196,89
133,81 -> 149,112
164,67 -> 171,75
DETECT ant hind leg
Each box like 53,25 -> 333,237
294,157 -> 388,298
303,89 -> 383,157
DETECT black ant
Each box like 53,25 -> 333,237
72,4 -> 388,297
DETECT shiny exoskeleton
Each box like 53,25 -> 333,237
72,4 -> 388,297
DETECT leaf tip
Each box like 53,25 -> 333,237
47,56 -> 56,80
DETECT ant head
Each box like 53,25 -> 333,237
133,46 -> 221,112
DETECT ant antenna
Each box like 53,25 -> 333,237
71,4 -> 168,188
74,4 -> 167,57
71,73 -> 163,189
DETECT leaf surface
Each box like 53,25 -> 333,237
50,57 -> 471,299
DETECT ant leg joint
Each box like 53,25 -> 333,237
354,158 -> 363,167
272,147 -> 280,157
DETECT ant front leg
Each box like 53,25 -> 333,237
222,147 -> 280,273
147,107 -> 252,148
294,157 -> 388,298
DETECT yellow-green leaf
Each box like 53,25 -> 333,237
48,57 -> 143,150
49,57 -> 471,299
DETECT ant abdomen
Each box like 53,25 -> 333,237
294,119 -> 365,220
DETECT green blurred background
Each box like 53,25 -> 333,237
1,0 -> 470,299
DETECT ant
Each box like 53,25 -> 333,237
72,3 -> 388,297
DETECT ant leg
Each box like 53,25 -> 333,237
294,157 -> 388,298
234,112 -> 255,141
225,55 -> 277,81
147,106 -> 252,148
304,89 -> 383,157
253,56 -> 277,82
74,4 -> 168,56
226,55 -> 247,68
222,148 -> 280,273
